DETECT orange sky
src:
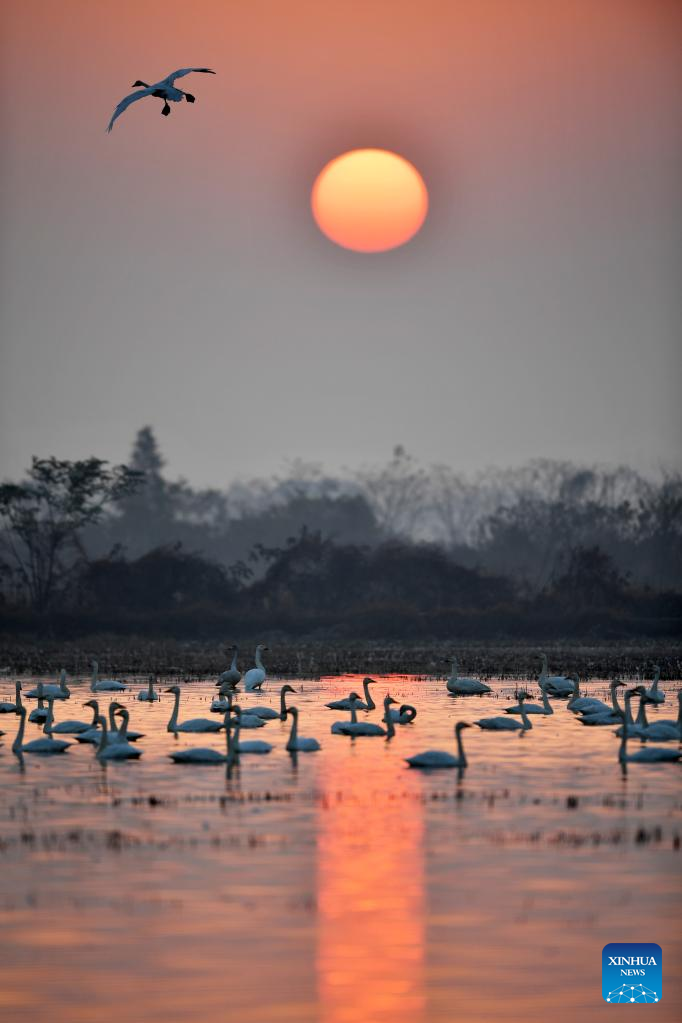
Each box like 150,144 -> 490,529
1,0 -> 680,483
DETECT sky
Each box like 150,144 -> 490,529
1,0 -> 680,487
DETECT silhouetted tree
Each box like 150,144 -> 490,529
0,457 -> 141,611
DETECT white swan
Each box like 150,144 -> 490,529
578,682 -> 626,726
137,676 -> 159,702
406,722 -> 471,769
229,707 -> 273,754
48,697 -> 98,734
211,684 -> 233,713
326,677 -> 376,711
107,67 -> 216,132
614,688 -> 650,739
644,665 -> 665,705
169,710 -> 234,764
94,710 -> 142,761
386,703 -> 417,724
26,670 -> 70,700
506,684 -> 553,716
217,645 -> 241,689
244,645 -> 268,691
74,700 -> 103,744
286,706 -> 321,752
12,703 -> 71,754
446,658 -> 491,695
209,689 -> 264,728
538,653 -> 574,696
29,683 -> 48,723
618,690 -> 680,764
567,674 -> 611,714
0,680 -> 22,713
331,695 -> 397,737
476,692 -> 533,731
165,686 -> 224,733
90,661 -> 127,692
248,684 -> 296,720
637,691 -> 682,741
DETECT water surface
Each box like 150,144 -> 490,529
0,674 -> 679,1022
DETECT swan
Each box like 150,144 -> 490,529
107,67 -> 216,132
331,693 -> 363,734
94,710 -> 142,761
217,645 -> 241,689
476,692 -> 533,731
48,698 -> 98,734
446,657 -> 491,695
90,661 -> 127,692
26,670 -> 70,700
386,703 -> 417,724
326,677 -> 376,711
578,682 -> 626,725
211,684 -> 233,713
165,686 -> 224,733
169,710 -> 235,764
137,676 -> 159,702
331,695 -> 397,737
12,703 -> 71,754
29,683 -> 48,723
406,722 -> 471,769
538,653 -> 574,696
0,680 -> 22,713
229,707 -> 273,754
614,688 -> 650,739
618,690 -> 681,764
637,691 -> 682,741
209,689 -> 264,728
244,645 -> 268,691
74,700 -> 103,744
644,665 -> 665,705
285,706 -> 321,752
505,684 -> 553,716
248,684 -> 296,720
567,674 -> 612,714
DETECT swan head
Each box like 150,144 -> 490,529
517,691 -> 531,702
165,686 -> 180,694
84,698 -> 98,709
384,695 -> 397,706
363,678 -> 376,686
132,80 -> 147,88
348,692 -> 362,705
110,701 -> 125,712
610,680 -> 625,690
455,721 -> 471,731
281,684 -> 296,695
286,706 -> 299,717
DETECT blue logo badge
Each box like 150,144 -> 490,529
602,943 -> 662,1003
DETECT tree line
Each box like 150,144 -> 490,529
0,427 -> 680,640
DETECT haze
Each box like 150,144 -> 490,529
1,0 -> 680,487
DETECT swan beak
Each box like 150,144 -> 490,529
164,687 -> 176,693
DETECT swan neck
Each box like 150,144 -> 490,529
611,686 -> 623,716
363,680 -> 375,710
91,664 -> 98,691
168,689 -> 180,729
287,710 -> 298,749
255,648 -> 265,670
44,700 -> 54,735
96,715 -> 108,754
455,726 -> 467,766
349,702 -> 358,724
13,710 -> 26,752
230,648 -> 238,670
280,687 -> 289,719
383,701 -> 395,738
519,700 -> 532,730
15,682 -> 22,710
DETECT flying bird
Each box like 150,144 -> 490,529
107,67 -> 216,132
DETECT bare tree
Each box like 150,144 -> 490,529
0,457 -> 142,612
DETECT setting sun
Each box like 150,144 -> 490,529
311,148 -> 428,253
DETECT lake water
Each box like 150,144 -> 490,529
0,674 -> 680,1022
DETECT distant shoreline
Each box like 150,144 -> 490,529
1,637 -> 680,680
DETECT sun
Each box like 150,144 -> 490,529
311,149 -> 428,253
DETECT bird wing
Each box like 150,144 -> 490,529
106,87 -> 154,132
163,67 -> 216,84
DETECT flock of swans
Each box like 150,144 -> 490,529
0,647 -> 680,773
